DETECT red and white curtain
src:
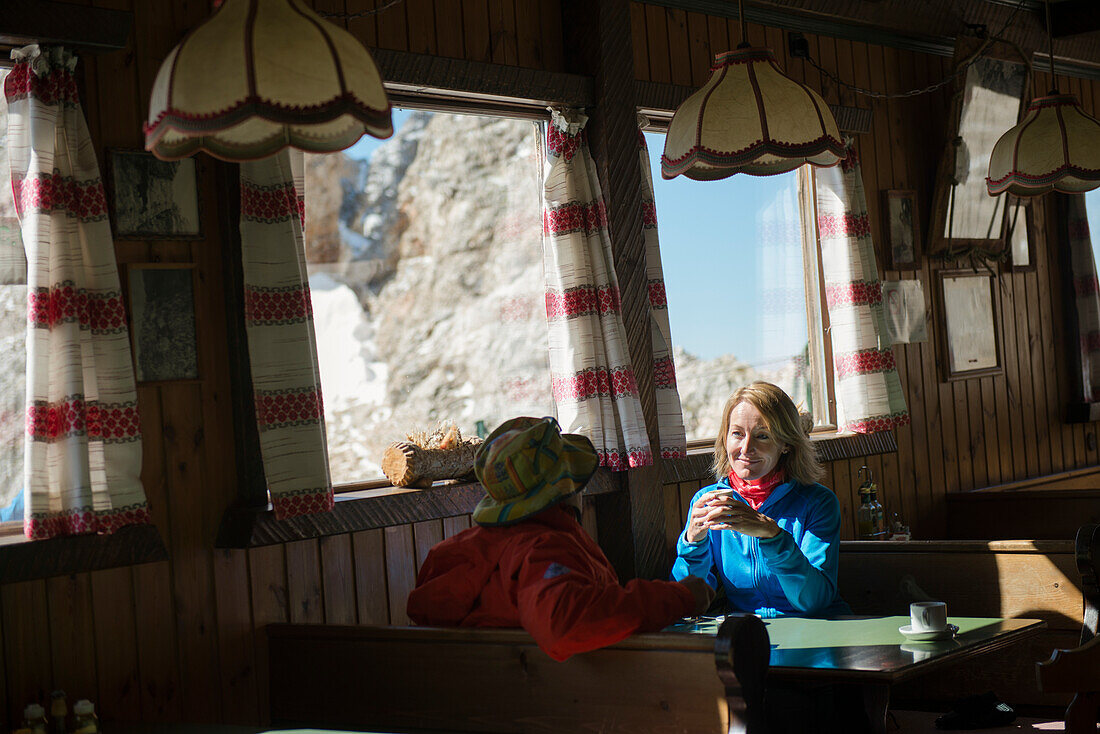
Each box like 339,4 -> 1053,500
637,127 -> 686,460
240,150 -> 333,519
1065,194 -> 1100,402
814,141 -> 909,433
542,109 -> 651,470
5,45 -> 148,539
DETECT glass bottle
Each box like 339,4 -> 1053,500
856,466 -> 886,539
23,703 -> 48,734
72,699 -> 99,734
49,691 -> 67,734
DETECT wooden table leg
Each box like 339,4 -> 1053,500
862,682 -> 891,734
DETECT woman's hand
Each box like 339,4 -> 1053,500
709,496 -> 781,539
685,490 -> 726,543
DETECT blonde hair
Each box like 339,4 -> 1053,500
712,381 -> 823,486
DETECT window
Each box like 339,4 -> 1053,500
0,66 -> 26,519
642,131 -> 833,445
304,108 -> 553,486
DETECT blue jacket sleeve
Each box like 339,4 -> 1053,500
756,485 -> 842,614
670,487 -> 719,588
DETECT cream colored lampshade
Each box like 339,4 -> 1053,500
986,93 -> 1100,196
661,48 -> 844,180
144,0 -> 392,162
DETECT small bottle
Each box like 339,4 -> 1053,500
71,699 -> 99,734
49,691 -> 67,734
23,703 -> 48,734
888,511 -> 911,541
856,466 -> 887,539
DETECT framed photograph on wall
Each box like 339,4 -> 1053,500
127,264 -> 200,383
108,149 -> 202,239
935,269 -> 1002,381
882,189 -> 920,270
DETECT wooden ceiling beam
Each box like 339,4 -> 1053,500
1050,0 -> 1100,40
0,1 -> 131,55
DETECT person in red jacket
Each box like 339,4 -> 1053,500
406,416 -> 715,662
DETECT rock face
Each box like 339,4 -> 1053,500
303,110 -> 799,483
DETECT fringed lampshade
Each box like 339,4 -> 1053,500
986,93 -> 1100,196
144,0 -> 392,162
661,47 -> 844,180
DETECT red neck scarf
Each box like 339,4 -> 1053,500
728,467 -> 787,510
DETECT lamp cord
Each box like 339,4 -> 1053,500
799,0 -> 1026,101
1045,0 -> 1056,90
317,0 -> 406,19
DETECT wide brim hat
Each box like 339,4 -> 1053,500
472,417 -> 598,527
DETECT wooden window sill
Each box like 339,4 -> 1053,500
215,465 -> 623,548
661,430 -> 899,484
0,523 -> 167,584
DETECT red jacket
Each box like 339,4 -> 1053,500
406,504 -> 696,661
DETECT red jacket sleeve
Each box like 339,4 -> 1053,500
510,535 -> 695,662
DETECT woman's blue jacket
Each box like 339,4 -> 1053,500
671,477 -> 851,617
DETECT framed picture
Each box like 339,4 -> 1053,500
108,149 -> 202,239
1005,196 -> 1034,271
882,189 -> 920,269
127,264 -> 200,383
935,269 -> 1002,381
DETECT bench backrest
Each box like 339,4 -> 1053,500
267,615 -> 769,734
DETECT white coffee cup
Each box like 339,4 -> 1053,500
910,601 -> 948,632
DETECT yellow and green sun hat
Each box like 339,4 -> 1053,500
472,416 -> 598,527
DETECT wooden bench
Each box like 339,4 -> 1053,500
838,538 -> 1081,710
267,615 -> 770,734
1037,524 -> 1100,733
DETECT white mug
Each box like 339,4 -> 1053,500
910,601 -> 948,632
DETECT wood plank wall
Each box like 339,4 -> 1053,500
1,0 -> 1096,728
631,4 -> 1100,543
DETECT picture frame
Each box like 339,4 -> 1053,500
934,269 -> 1002,381
108,149 -> 202,239
882,189 -> 920,270
126,264 -> 200,383
1005,196 -> 1034,271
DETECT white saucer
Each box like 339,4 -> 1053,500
899,624 -> 956,642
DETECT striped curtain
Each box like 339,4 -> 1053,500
541,108 -> 652,470
814,141 -> 909,433
240,150 -> 333,519
6,45 -> 148,539
1066,194 -> 1100,402
637,127 -> 686,460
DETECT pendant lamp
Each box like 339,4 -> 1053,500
144,0 -> 393,162
661,0 -> 843,180
986,2 -> 1100,196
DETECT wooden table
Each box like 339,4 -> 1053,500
667,615 -> 1047,734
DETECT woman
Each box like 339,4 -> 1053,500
672,381 -> 850,617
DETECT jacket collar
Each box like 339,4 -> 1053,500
718,476 -> 797,510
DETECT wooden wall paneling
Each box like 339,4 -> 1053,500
434,0 -> 465,59
132,0 -> 180,146
832,456 -> 854,540
645,5 -> 672,83
319,534 -> 357,626
404,0 -> 437,56
630,3 -> 650,81
538,0 -> 565,72
706,14 -> 729,59
351,529 -> 389,625
998,257 -> 1028,485
662,483 -> 682,551
383,525 -> 417,625
581,501 -> 599,542
1060,82 -> 1088,470
211,549 -> 259,725
663,7 -> 692,87
1027,244 -> 1060,476
89,567 -> 141,722
248,543 -> 289,727
160,384 -> 220,722
131,562 -> 180,721
514,0 -> 541,68
412,519 -> 444,571
136,387 -> 170,543
2,581 -> 52,724
685,12 -> 709,87
376,0 -> 410,52
285,540 -> 324,624
1013,269 -> 1041,476
462,0 -> 492,63
91,0 -> 139,149
46,574 -> 98,710
487,0 -> 517,65
345,0 -> 378,48
442,515 -> 471,537
979,375 -> 1001,487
